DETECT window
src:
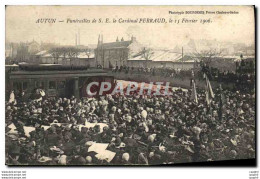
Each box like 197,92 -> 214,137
57,81 -> 66,89
22,82 -> 28,90
35,81 -> 44,89
13,82 -> 22,91
49,81 -> 56,89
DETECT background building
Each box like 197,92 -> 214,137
33,50 -> 95,67
95,35 -> 143,68
127,50 -> 196,70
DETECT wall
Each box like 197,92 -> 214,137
96,48 -> 129,68
41,57 -> 54,64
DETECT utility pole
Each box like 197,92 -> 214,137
75,34 -> 77,46
182,46 -> 184,69
78,28 -> 80,46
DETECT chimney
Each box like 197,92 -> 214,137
116,37 -> 119,42
98,34 -> 100,46
121,37 -> 124,42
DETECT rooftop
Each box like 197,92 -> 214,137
99,41 -> 132,49
35,51 -> 95,59
129,50 -> 194,62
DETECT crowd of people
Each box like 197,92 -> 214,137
112,66 -> 193,79
5,83 -> 255,165
112,61 -> 255,93
201,63 -> 255,92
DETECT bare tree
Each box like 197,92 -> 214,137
49,48 -> 63,63
50,47 -> 67,60
140,47 -> 153,67
85,48 -> 91,59
193,47 -> 223,66
49,46 -> 81,65
67,47 -> 80,59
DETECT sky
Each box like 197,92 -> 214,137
6,6 -> 255,48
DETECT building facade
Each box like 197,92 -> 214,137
95,35 -> 143,68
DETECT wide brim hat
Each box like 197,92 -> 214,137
38,156 -> 52,163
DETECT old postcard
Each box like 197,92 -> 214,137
5,6 -> 255,166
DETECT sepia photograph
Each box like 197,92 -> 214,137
5,6 -> 255,166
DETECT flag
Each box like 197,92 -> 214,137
191,70 -> 195,78
9,91 -> 15,104
191,79 -> 198,104
218,84 -> 225,120
206,75 -> 215,98
204,73 -> 215,106
190,70 -> 195,87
